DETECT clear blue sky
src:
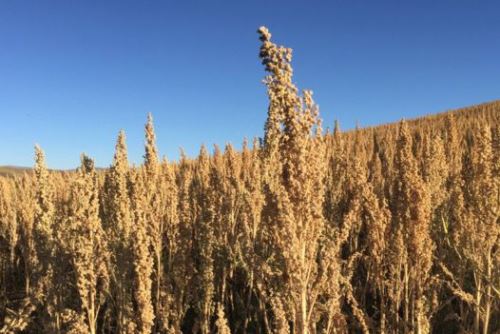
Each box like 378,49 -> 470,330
1,1 -> 499,169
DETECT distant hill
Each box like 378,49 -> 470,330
0,165 -> 109,178
0,166 -> 32,178
341,99 -> 499,134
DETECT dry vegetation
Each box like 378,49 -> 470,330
0,27 -> 499,334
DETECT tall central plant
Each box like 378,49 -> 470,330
257,26 -> 344,334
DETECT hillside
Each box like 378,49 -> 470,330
0,166 -> 32,178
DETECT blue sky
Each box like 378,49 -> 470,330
1,1 -> 499,169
